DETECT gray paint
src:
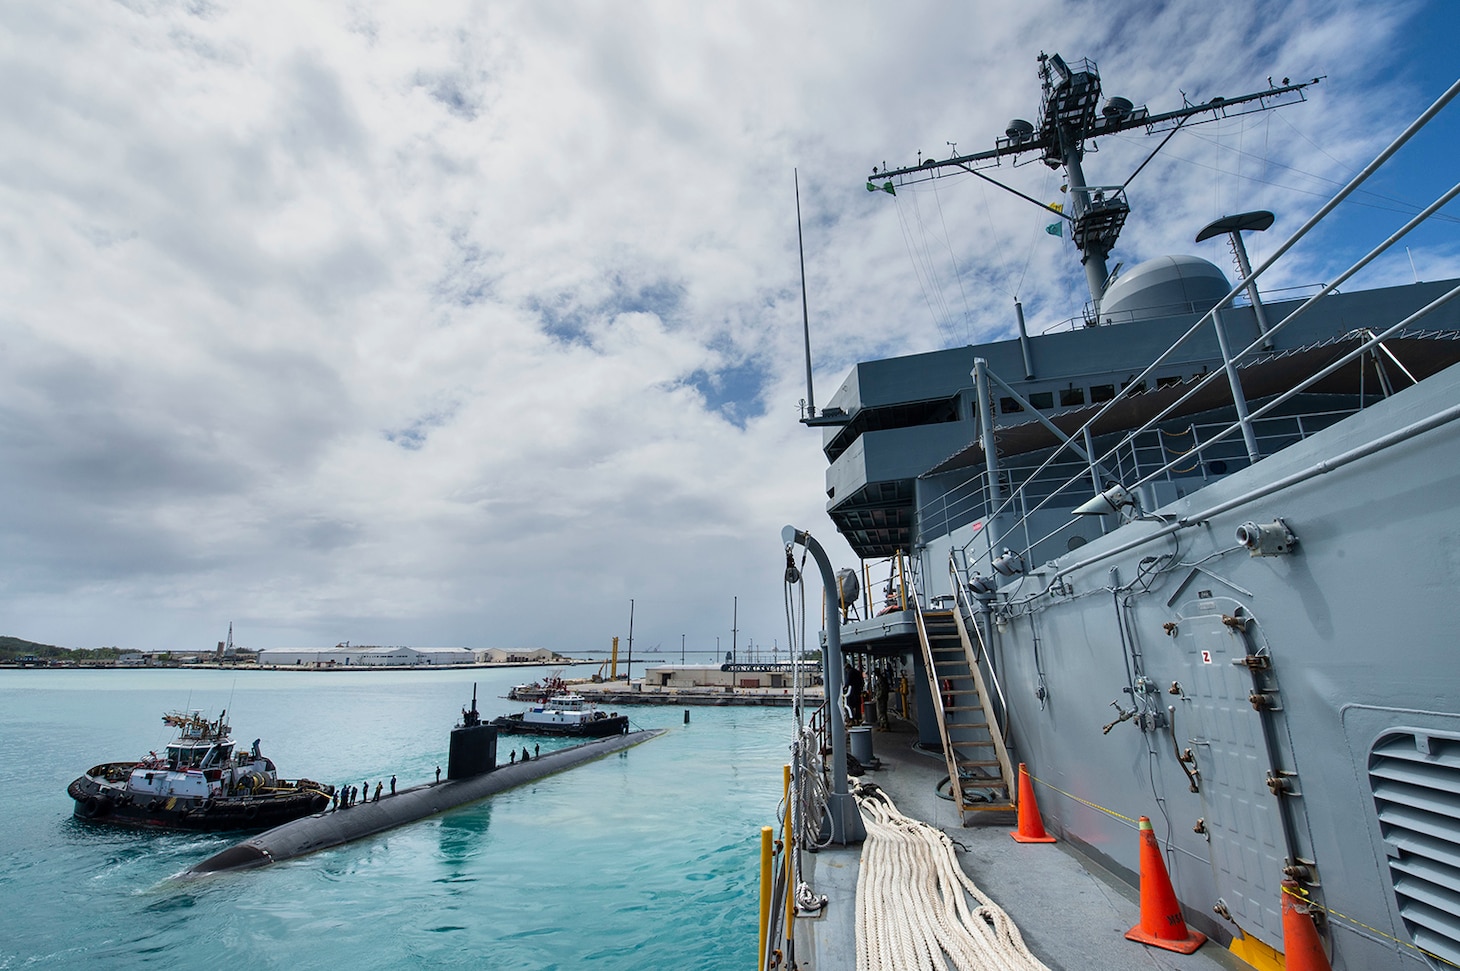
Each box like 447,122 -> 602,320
181,729 -> 664,876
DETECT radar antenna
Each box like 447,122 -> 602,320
867,54 -> 1320,315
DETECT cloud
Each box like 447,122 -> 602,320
0,0 -> 1451,651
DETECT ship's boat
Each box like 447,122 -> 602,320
792,53 -> 1460,969
66,709 -> 332,831
491,693 -> 629,737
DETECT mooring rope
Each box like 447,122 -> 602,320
854,783 -> 1053,971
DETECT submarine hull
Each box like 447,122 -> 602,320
183,728 -> 663,876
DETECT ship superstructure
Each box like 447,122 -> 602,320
804,53 -> 1460,969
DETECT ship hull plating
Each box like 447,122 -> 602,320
982,366 -> 1460,964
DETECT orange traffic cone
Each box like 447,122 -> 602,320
1124,816 -> 1206,953
1281,880 -> 1332,971
1009,763 -> 1057,843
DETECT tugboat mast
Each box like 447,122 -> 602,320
868,53 -> 1319,318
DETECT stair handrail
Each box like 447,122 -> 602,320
947,551 -> 1011,743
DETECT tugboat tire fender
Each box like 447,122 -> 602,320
244,806 -> 258,821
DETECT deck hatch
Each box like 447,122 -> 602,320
1369,730 -> 1460,966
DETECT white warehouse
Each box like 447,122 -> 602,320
260,646 -> 476,667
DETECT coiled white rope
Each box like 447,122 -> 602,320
794,725 -> 833,850
855,784 -> 1053,971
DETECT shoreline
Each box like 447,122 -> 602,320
0,659 -> 591,672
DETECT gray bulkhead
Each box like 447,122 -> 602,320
985,364 -> 1460,963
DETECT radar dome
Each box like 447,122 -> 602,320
1100,255 -> 1230,321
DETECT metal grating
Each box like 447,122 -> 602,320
1370,730 -> 1460,966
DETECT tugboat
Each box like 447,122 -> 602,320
491,694 -> 628,737
67,709 -> 333,831
506,675 -> 570,702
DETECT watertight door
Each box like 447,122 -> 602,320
1176,598 -> 1286,949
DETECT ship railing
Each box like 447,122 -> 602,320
1040,296 -> 1217,334
938,399 -> 1373,579
846,552 -> 916,618
963,79 -> 1460,584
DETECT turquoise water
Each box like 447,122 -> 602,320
0,667 -> 791,969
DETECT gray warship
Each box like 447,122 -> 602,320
792,54 -> 1460,969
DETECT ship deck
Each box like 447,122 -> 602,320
793,722 -> 1252,971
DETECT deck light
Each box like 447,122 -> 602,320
1074,484 -> 1135,517
992,549 -> 1026,577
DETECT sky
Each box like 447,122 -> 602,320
2,0 -> 1456,656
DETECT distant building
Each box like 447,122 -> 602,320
475,648 -> 565,664
642,663 -> 819,690
259,646 -> 475,667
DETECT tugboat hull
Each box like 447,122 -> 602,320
490,713 -> 629,737
67,763 -> 331,832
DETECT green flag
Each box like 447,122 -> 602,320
866,180 -> 895,196
1045,222 -> 1062,237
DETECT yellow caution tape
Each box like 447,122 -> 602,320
1282,884 -> 1460,968
1023,771 -> 1460,969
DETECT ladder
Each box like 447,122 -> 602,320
915,608 -> 1017,819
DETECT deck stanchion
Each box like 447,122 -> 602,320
783,764 -> 795,959
759,825 -> 773,969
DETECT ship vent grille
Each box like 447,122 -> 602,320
1370,730 -> 1460,967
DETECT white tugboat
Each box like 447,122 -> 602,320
67,709 -> 332,831
491,694 -> 629,737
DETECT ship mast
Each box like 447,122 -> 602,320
868,53 -> 1319,318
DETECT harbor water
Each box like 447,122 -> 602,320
0,666 -> 791,969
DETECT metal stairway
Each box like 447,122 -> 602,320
915,608 -> 1017,819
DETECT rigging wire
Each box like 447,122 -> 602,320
977,179 -> 1018,299
1167,118 -> 1460,223
930,177 -> 975,343
894,195 -> 956,346
912,189 -> 959,345
1013,168 -> 1058,305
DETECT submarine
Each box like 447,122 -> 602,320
183,688 -> 663,876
